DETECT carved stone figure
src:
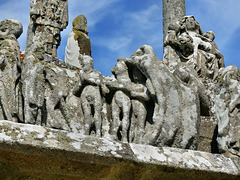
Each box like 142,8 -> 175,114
163,16 -> 225,79
125,45 -> 201,149
44,67 -> 71,131
129,67 -> 154,144
65,15 -> 91,68
27,0 -> 68,57
76,56 -> 108,136
21,54 -> 45,125
163,20 -> 182,65
162,0 -> 185,43
215,66 -> 240,157
107,58 -> 132,143
0,19 -> 23,122
202,31 -> 225,79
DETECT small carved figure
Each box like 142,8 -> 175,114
108,58 -> 132,142
202,31 -> 225,79
0,19 -> 23,122
163,20 -> 181,64
163,15 -> 225,79
79,56 -> 108,136
65,15 -> 91,68
180,16 -> 212,66
44,67 -> 72,131
21,54 -> 45,125
130,67 -> 154,144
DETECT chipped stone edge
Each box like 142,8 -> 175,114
0,120 -> 239,176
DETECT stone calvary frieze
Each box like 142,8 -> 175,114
0,0 -> 239,169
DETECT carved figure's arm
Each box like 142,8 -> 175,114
164,31 -> 178,47
146,78 -> 155,98
81,70 -> 101,86
100,81 -> 110,96
130,83 -> 151,101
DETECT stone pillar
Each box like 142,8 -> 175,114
162,0 -> 185,42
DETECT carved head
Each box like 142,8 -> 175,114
178,32 -> 194,56
72,15 -> 88,34
181,16 -> 202,35
168,20 -> 180,33
81,56 -> 93,72
204,31 -> 215,41
0,19 -> 23,39
111,58 -> 128,77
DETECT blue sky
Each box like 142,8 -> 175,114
0,0 -> 240,75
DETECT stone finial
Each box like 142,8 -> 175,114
26,0 -> 68,57
65,15 -> 91,68
0,19 -> 23,39
72,15 -> 88,34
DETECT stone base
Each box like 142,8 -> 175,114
0,120 -> 239,179
198,116 -> 218,153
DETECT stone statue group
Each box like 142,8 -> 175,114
0,0 -> 239,157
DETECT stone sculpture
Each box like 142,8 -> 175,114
0,0 -> 239,161
163,15 -> 224,79
65,15 -> 91,68
26,0 -> 68,57
107,58 -> 132,142
129,67 -> 154,144
124,45 -> 201,149
21,54 -> 45,125
74,55 -> 109,136
0,19 -> 23,122
215,65 -> 240,157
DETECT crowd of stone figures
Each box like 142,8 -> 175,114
0,6 -> 239,157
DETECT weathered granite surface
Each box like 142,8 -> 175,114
162,0 -> 185,42
163,15 -> 224,80
215,65 -> 240,157
0,120 -> 239,179
0,0 -> 239,178
26,0 -> 68,57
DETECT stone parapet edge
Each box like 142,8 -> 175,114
0,120 -> 239,177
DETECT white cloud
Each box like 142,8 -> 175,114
126,5 -> 161,30
108,36 -> 133,51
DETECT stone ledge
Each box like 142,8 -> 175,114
0,120 -> 239,179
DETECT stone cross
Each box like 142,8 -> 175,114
162,0 -> 185,42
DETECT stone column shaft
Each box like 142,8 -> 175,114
162,0 -> 185,42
